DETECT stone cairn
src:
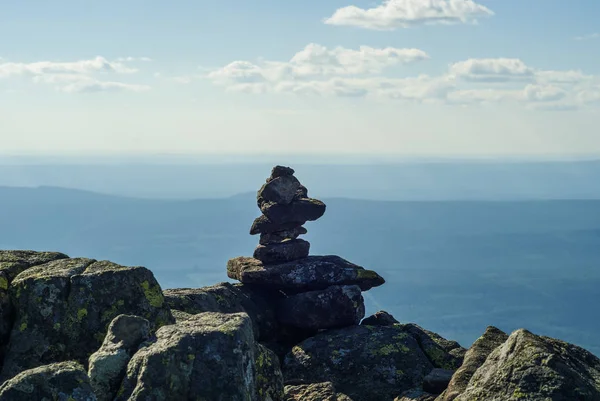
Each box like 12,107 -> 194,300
227,165 -> 385,331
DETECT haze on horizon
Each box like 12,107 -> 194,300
1,0 -> 599,157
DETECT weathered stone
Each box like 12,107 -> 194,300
259,198 -> 326,225
0,258 -> 173,381
250,215 -> 304,235
437,326 -> 508,401
260,227 -> 308,245
395,389 -> 437,401
258,175 -> 301,205
227,255 -> 385,292
270,165 -> 295,179
256,343 -> 285,401
116,312 -> 284,401
454,329 -> 600,401
163,282 -> 281,341
254,239 -> 310,265
0,250 -> 69,281
285,382 -> 354,401
399,324 -> 465,370
361,310 -> 400,326
88,315 -> 151,401
0,250 -> 69,364
171,309 -> 194,322
0,361 -> 96,401
283,325 -> 434,401
423,368 -> 454,394
276,285 -> 365,330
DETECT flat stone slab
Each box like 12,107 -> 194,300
259,198 -> 326,225
254,239 -> 310,265
227,255 -> 385,292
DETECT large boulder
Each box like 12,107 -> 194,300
454,329 -> 600,401
259,198 -> 326,225
276,285 -> 365,330
0,250 -> 69,360
116,312 -> 284,401
285,382 -> 353,401
253,239 -> 310,265
88,315 -> 151,401
283,325 -> 434,401
0,258 -> 173,380
227,255 -> 385,292
163,282 -> 280,341
437,326 -> 508,401
0,361 -> 96,401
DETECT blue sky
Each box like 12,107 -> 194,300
1,0 -> 599,156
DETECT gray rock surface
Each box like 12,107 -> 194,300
250,215 -> 304,235
276,285 -> 365,329
258,175 -> 301,205
259,227 -> 308,245
437,326 -> 508,401
1,258 -> 173,381
163,282 -> 281,341
88,314 -> 151,401
253,239 -> 310,264
227,255 -> 385,292
399,324 -> 465,370
284,382 -> 353,401
116,312 -> 284,401
454,329 -> 600,401
361,310 -> 400,326
0,361 -> 96,401
259,198 -> 326,225
283,325 -> 434,401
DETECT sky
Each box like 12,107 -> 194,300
1,0 -> 599,157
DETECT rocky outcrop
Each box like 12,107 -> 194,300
0,361 -> 96,400
116,312 -> 283,401
283,325 -> 434,401
163,282 -> 280,341
361,310 -> 400,326
88,315 -> 151,401
285,382 -> 353,401
437,325 -> 508,401
0,258 -> 173,381
453,329 -> 600,401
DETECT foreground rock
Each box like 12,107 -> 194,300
88,315 -> 151,401
283,325 -> 434,401
396,389 -> 436,401
163,282 -> 280,341
0,250 -> 69,359
399,324 -> 465,370
454,329 -> 600,400
285,382 -> 353,401
437,326 -> 508,401
228,255 -> 385,292
1,258 -> 173,381
276,285 -> 365,330
0,361 -> 96,400
423,368 -> 454,394
116,312 -> 284,401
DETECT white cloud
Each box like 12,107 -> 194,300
116,56 -> 153,62
574,33 -> 599,41
60,80 -> 150,94
449,58 -> 535,82
0,56 -> 148,93
324,0 -> 494,30
207,48 -> 599,111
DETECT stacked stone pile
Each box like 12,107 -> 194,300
228,165 -> 385,330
